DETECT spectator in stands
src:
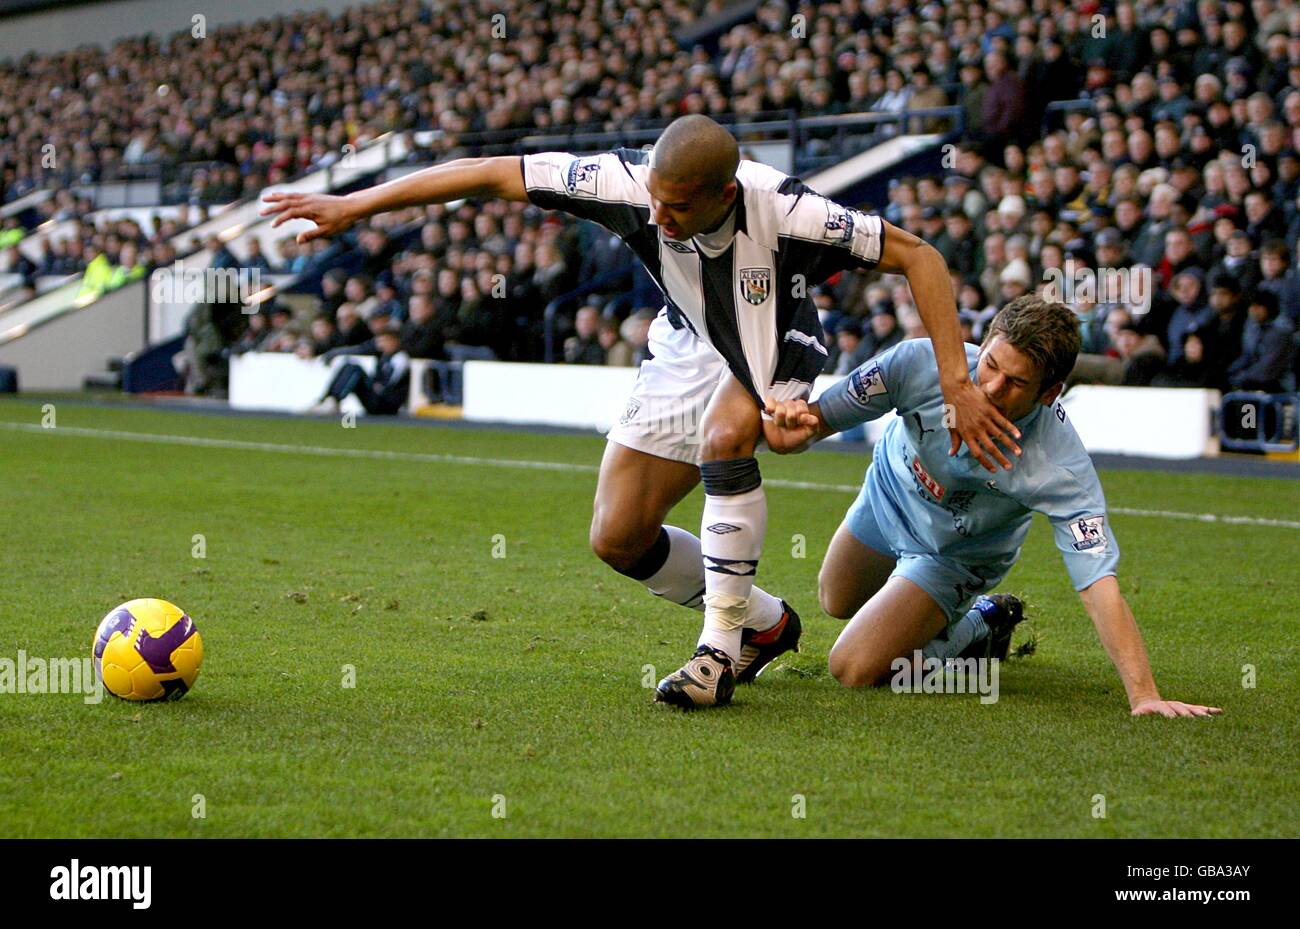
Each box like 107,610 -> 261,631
1155,227 -> 1201,292
335,303 -> 371,347
1202,275 -> 1249,390
241,238 -> 277,273
1113,323 -> 1168,387
532,242 -> 571,309
1152,330 -> 1214,388
564,306 -> 605,365
372,278 -> 405,322
1243,188 -> 1288,246
936,208 -> 978,278
312,322 -> 410,416
3,245 -> 37,296
958,60 -> 989,143
345,274 -> 378,319
1165,270 -> 1215,367
206,236 -> 237,271
309,315 -> 343,357
827,319 -> 870,377
14,0 -> 1300,396
1210,230 -> 1263,297
622,309 -> 655,367
448,276 -> 502,360
319,269 -> 348,317
402,294 -> 444,360
1258,240 -> 1300,324
906,65 -> 948,134
862,304 -> 904,360
957,280 -> 996,339
260,304 -> 302,353
179,300 -> 242,394
978,51 -> 1028,162
230,310 -> 270,356
600,318 -> 633,367
1228,291 -> 1297,392
872,68 -> 912,139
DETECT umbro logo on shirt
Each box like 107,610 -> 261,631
707,523 -> 742,534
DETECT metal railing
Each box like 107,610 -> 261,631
542,267 -> 640,364
408,106 -> 963,175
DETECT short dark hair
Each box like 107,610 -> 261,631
981,295 -> 1081,394
1261,239 -> 1290,261
1250,290 -> 1280,318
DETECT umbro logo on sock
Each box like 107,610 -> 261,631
706,522 -> 742,534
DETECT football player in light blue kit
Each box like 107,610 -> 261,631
763,295 -> 1221,718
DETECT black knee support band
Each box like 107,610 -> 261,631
700,456 -> 762,496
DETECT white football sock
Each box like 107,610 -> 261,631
634,525 -> 782,632
697,459 -> 767,665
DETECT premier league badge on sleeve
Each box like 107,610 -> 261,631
823,204 -> 856,243
849,362 -> 887,403
1068,515 -> 1108,552
739,267 -> 771,305
565,159 -> 601,195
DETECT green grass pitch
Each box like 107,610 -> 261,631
1,396 -> 1296,837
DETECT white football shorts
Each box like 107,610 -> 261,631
605,309 -> 727,465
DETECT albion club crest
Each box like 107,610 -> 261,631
739,267 -> 771,305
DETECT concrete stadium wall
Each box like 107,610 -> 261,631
0,0 -> 358,61
0,280 -> 145,390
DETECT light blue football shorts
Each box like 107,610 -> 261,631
843,481 -> 1014,627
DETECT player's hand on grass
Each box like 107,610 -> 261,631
260,192 -> 357,243
763,396 -> 821,454
1131,698 -> 1223,718
944,379 -> 1022,472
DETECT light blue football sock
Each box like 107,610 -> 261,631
920,607 -> 989,660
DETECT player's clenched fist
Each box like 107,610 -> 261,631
762,396 -> 825,454
259,191 -> 356,243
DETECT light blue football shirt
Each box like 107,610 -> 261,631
818,339 -> 1120,591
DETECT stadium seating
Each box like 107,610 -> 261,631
1,0 -> 1297,433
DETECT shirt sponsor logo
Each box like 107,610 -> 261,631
739,267 -> 771,305
1068,515 -> 1107,552
849,363 -> 887,403
564,159 -> 600,195
911,456 -> 946,501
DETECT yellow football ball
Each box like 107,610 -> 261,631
92,599 -> 203,701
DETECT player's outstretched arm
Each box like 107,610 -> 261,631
259,156 -> 528,243
1078,575 -> 1222,718
762,397 -> 833,454
875,221 -> 1021,473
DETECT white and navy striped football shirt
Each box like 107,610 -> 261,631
521,148 -> 886,402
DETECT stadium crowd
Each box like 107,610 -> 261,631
3,0 -> 1299,401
